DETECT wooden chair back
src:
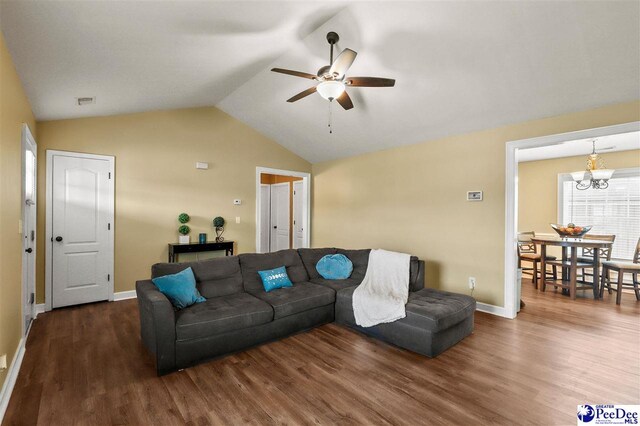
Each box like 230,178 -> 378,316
634,238 -> 640,264
582,234 -> 616,260
517,231 -> 536,256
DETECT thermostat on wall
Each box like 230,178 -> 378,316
196,162 -> 209,170
233,199 -> 242,205
467,191 -> 483,201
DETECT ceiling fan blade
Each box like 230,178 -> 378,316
346,77 -> 395,87
271,68 -> 317,80
335,91 -> 354,110
286,86 -> 317,103
329,48 -> 357,78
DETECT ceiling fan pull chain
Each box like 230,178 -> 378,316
328,100 -> 333,134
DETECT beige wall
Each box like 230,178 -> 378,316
312,101 -> 640,306
519,150 -> 640,235
0,31 -> 36,391
36,107 -> 311,303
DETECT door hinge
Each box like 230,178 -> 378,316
107,274 -> 110,282
108,172 -> 111,179
29,293 -> 34,304
108,223 -> 111,230
294,190 -> 296,195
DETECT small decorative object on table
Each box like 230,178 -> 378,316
213,216 -> 225,242
177,213 -> 191,243
178,225 -> 191,244
550,223 -> 592,239
198,233 -> 207,244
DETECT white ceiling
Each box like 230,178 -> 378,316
2,1 -> 639,164
518,131 -> 640,162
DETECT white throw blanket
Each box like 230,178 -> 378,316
352,249 -> 411,327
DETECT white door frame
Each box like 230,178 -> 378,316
256,167 -> 311,252
45,150 -> 115,311
21,124 -> 37,336
292,180 -> 305,249
504,121 -> 640,319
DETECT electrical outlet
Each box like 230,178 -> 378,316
468,277 -> 476,290
0,354 -> 7,370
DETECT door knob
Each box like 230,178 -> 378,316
273,226 -> 277,229
25,248 -> 33,253
55,236 -> 63,242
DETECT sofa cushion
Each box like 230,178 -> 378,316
152,267 -> 206,310
336,249 -> 371,282
249,282 -> 335,320
311,277 -> 360,292
240,250 -> 309,292
175,292 -> 273,341
406,289 -> 476,332
317,254 -> 353,280
151,256 -> 244,298
336,287 -> 475,333
297,248 -> 337,279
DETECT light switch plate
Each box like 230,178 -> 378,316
467,191 -> 483,201
195,162 -> 209,170
0,354 -> 7,370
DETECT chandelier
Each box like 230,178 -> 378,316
570,139 -> 614,190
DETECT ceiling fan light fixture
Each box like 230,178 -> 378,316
316,80 -> 345,101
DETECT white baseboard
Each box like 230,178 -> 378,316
113,290 -> 137,301
476,302 -> 511,318
34,304 -> 45,318
0,337 -> 26,423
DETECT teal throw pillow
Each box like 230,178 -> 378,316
152,267 -> 206,309
258,266 -> 293,292
316,254 -> 353,280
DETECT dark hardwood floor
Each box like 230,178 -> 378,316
3,283 -> 639,425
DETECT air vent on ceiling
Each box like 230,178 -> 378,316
76,97 -> 95,106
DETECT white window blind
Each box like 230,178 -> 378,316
559,167 -> 640,260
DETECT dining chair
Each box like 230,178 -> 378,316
517,231 -> 557,288
577,234 -> 616,288
600,238 -> 640,305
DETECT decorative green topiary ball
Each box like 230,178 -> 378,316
178,225 -> 190,235
213,216 -> 225,228
178,213 -> 190,224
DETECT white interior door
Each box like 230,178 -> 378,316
21,125 -> 37,335
269,182 -> 290,252
293,180 -> 305,249
50,152 -> 114,308
259,184 -> 271,253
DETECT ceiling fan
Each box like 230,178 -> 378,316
271,31 -> 395,111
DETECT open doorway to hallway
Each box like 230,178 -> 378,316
256,167 -> 310,253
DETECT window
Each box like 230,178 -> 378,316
559,167 -> 640,260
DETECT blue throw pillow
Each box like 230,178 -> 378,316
152,267 -> 206,310
316,254 -> 353,280
258,266 -> 293,292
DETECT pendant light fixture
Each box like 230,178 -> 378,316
570,139 -> 615,190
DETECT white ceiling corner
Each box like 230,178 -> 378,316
1,1 -> 639,163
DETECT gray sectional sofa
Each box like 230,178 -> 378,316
136,248 -> 476,375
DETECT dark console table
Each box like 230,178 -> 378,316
168,241 -> 234,263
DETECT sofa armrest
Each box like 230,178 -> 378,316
136,279 -> 176,375
409,260 -> 426,291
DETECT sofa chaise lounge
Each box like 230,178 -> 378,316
136,248 -> 476,375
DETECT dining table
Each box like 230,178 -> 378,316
531,237 -> 614,300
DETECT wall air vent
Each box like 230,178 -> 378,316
76,97 -> 95,106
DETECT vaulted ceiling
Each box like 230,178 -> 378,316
2,1 -> 639,163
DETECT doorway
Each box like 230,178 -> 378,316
21,125 -> 37,336
256,167 -> 310,253
45,150 -> 115,310
504,121 -> 640,318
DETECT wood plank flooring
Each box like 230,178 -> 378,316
3,284 -> 639,425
